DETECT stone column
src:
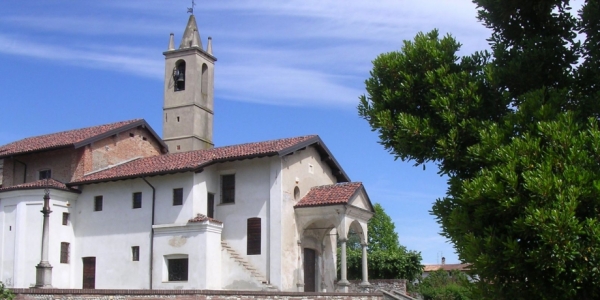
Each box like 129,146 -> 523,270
338,238 -> 350,292
296,240 -> 304,292
359,243 -> 370,287
35,187 -> 53,288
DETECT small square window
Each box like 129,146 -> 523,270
221,174 -> 235,204
168,258 -> 188,281
39,169 -> 51,180
94,196 -> 103,211
62,212 -> 69,225
132,246 -> 140,261
173,188 -> 183,206
132,192 -> 142,209
60,242 -> 70,264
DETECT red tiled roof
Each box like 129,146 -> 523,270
0,178 -> 79,193
294,182 -> 363,208
70,135 -> 318,185
0,119 -> 143,158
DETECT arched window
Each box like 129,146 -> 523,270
247,217 -> 261,255
201,63 -> 208,100
174,60 -> 186,91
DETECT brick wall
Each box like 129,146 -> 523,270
3,148 -> 77,187
11,289 -> 384,300
2,127 -> 163,188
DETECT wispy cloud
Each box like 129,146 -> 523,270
0,34 -> 162,78
0,0 -> 492,108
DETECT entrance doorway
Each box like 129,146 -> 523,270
303,248 -> 316,292
82,257 -> 96,289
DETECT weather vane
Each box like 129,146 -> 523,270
187,0 -> 195,15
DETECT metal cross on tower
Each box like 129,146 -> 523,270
187,0 -> 196,14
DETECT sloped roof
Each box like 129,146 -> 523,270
0,119 -> 167,158
70,135 -> 349,185
294,182 -> 364,208
0,178 -> 80,193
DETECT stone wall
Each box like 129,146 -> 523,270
345,279 -> 407,295
11,289 -> 383,300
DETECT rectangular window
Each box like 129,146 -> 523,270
247,218 -> 261,255
62,212 -> 69,225
207,193 -> 215,218
94,196 -> 103,211
132,192 -> 142,209
173,188 -> 183,206
168,258 -> 189,281
221,174 -> 235,204
60,242 -> 70,264
132,246 -> 140,261
39,169 -> 51,180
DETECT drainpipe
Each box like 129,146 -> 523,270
142,177 -> 156,290
13,158 -> 27,184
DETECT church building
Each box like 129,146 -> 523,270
0,14 -> 374,292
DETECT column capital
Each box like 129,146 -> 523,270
338,238 -> 348,243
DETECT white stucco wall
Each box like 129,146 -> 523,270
213,157 -> 273,287
153,221 -> 222,289
279,146 -> 338,291
0,189 -> 78,288
74,179 -> 154,289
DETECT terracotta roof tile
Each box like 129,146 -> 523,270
294,182 -> 363,208
0,178 -> 79,193
0,119 -> 142,158
70,135 -> 317,185
188,213 -> 222,224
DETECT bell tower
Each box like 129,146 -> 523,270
163,14 -> 216,152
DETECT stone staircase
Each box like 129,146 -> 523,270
221,241 -> 269,286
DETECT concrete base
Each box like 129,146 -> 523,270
337,280 -> 350,293
35,262 -> 53,288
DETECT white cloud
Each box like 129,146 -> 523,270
0,34 -> 162,79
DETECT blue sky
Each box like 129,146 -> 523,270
0,0 -> 498,264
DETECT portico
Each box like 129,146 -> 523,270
294,182 -> 374,292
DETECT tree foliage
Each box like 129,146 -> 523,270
417,269 -> 472,300
345,203 -> 423,281
0,282 -> 14,300
358,1 -> 600,299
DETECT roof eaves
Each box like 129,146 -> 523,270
68,167 -> 198,186
0,145 -> 72,159
278,136 -> 351,183
0,185 -> 81,194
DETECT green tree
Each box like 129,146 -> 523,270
344,203 -> 423,281
418,269 -> 472,300
358,1 -> 600,299
0,282 -> 14,300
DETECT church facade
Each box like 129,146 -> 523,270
0,15 -> 374,292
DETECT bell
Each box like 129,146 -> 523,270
177,73 -> 185,82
